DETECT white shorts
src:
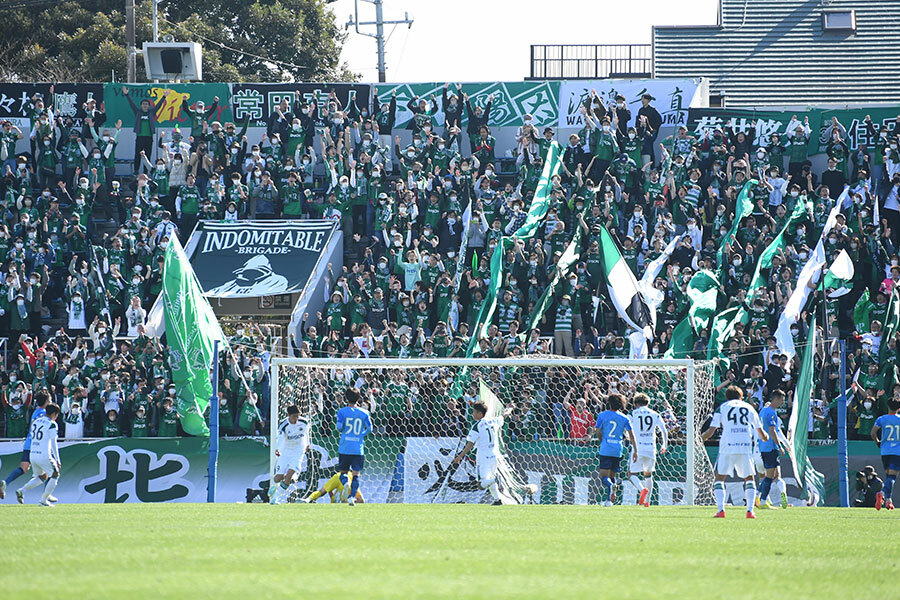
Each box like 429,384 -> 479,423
275,451 -> 304,475
753,451 -> 766,476
629,454 -> 656,474
477,456 -> 498,488
716,453 -> 755,479
31,456 -> 58,478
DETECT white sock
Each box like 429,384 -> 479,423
629,475 -> 645,493
645,476 -> 654,498
713,482 -> 726,511
487,481 -> 499,500
41,477 -> 58,502
20,476 -> 43,493
744,481 -> 757,514
773,478 -> 786,499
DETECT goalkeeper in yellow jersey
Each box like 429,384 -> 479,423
303,473 -> 365,504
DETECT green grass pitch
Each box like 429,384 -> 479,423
1,504 -> 896,599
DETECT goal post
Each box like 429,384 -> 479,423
269,357 -> 715,505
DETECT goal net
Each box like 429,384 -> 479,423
270,357 -> 716,505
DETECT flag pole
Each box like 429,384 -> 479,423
837,338 -> 849,507
207,339 -> 220,503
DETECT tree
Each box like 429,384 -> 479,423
0,0 -> 355,82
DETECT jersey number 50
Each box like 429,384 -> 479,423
344,417 -> 364,436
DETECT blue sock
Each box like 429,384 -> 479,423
350,475 -> 360,499
601,477 -> 613,499
758,477 -> 773,501
885,475 -> 896,500
339,473 -> 348,486
5,467 -> 24,485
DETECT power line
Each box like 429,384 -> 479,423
159,16 -> 313,73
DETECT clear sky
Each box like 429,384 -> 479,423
328,0 -> 719,83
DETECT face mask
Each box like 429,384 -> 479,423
15,242 -> 23,249
92,153 -> 101,160
628,133 -> 635,140
407,151 -> 415,158
799,252 -> 808,260
733,259 -> 742,267
438,144 -> 445,151
485,170 -> 494,177
634,210 -> 642,217
828,238 -> 837,245
173,159 -> 182,165
864,401 -> 873,410
102,136 -> 110,143
602,126 -> 610,133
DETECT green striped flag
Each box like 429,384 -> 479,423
787,314 -> 826,506
880,287 -> 900,365
599,225 -> 653,335
162,235 -> 227,436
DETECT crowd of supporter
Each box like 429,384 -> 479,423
1,84 -> 898,444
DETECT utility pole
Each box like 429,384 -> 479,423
125,0 -> 136,83
345,0 -> 413,83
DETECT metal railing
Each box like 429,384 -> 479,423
529,44 -> 652,80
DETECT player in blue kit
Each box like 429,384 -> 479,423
335,387 -> 372,507
0,389 -> 52,502
871,398 -> 900,511
592,393 -> 637,507
756,390 -> 789,509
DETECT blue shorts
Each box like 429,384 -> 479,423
20,449 -> 30,463
338,453 -> 364,472
882,454 -> 900,472
760,449 -> 780,470
597,454 -> 621,472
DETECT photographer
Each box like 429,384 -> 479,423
854,466 -> 883,508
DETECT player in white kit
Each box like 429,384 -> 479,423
701,386 -> 769,519
452,401 -> 511,505
628,393 -> 669,507
270,405 -> 311,504
16,404 -> 61,506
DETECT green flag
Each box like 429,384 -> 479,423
717,180 -> 755,278
880,287 -> 900,365
162,235 -> 225,436
664,317 -> 696,359
748,194 -> 809,292
685,270 -> 720,333
787,314 -> 826,505
466,141 -> 562,355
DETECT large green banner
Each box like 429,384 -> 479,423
0,437 -> 268,504
103,82 -> 234,129
375,81 -> 559,129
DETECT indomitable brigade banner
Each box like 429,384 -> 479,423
188,220 -> 336,298
230,83 -> 371,128
557,78 -> 703,130
104,82 -> 235,128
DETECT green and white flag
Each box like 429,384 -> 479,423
162,235 -> 227,436
786,314 -> 826,506
480,379 -> 503,419
748,193 -> 810,293
664,316 -> 695,359
775,187 -> 846,361
599,225 -> 654,336
823,249 -> 854,298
